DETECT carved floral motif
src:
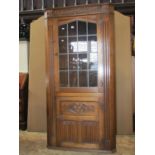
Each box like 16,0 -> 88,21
65,102 -> 95,114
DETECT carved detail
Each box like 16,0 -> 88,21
66,102 -> 95,114
46,4 -> 114,18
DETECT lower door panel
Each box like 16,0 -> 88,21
56,95 -> 102,149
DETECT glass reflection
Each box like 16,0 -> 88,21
79,54 -> 87,70
58,21 -> 98,88
69,37 -> 78,53
59,37 -> 67,53
78,36 -> 87,52
88,36 -> 97,52
59,25 -> 67,36
89,53 -> 97,70
68,21 -> 77,36
69,54 -> 78,70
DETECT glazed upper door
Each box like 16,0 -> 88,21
51,16 -> 105,149
58,20 -> 98,89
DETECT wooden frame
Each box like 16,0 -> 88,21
45,4 -> 116,152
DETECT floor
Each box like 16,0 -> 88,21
19,131 -> 135,155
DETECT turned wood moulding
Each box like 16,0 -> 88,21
45,4 -> 116,152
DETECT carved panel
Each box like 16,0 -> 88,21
57,120 -> 79,143
57,120 -> 100,145
47,5 -> 114,18
59,101 -> 98,116
66,102 -> 95,113
81,121 -> 99,143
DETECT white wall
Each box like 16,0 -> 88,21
19,41 -> 29,73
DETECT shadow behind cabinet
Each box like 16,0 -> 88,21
45,4 -> 116,152
19,73 -> 28,130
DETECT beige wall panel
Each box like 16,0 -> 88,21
114,11 -> 133,134
27,16 -> 46,132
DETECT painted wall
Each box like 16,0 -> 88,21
19,41 -> 29,73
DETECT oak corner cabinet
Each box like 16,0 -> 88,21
45,4 -> 116,152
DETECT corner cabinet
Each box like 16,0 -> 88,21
45,4 -> 116,152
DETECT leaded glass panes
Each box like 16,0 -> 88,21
58,20 -> 98,87
59,37 -> 67,53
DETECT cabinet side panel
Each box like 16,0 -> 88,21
114,11 -> 133,134
27,16 -> 47,132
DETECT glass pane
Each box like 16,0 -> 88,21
33,0 -> 42,9
89,71 -> 97,87
19,0 -> 21,11
125,0 -> 135,2
59,37 -> 67,53
55,0 -> 64,7
77,0 -> 86,5
88,36 -> 97,52
69,71 -> 78,87
78,21 -> 87,35
59,21 -> 98,88
79,71 -> 88,87
59,25 -> 67,36
69,37 -> 78,53
88,23 -> 97,34
100,0 -> 110,3
59,55 -> 68,70
78,36 -> 87,52
69,54 -> 78,70
89,53 -> 97,70
68,21 -> 77,36
45,0 -> 54,9
112,0 -> 122,3
66,0 -> 75,6
60,71 -> 68,87
79,54 -> 88,70
23,0 -> 32,10
88,0 -> 98,4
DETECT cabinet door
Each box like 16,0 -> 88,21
51,17 -> 105,149
46,5 -> 116,151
